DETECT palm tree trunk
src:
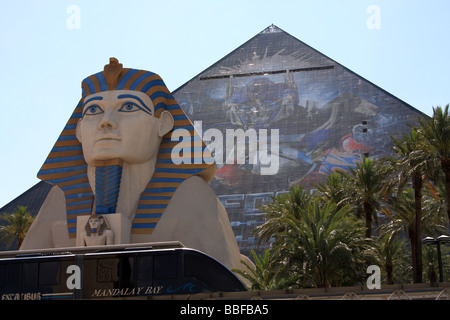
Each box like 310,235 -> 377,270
364,201 -> 372,238
441,159 -> 450,224
408,226 -> 418,282
17,237 -> 24,249
386,262 -> 394,285
413,175 -> 423,283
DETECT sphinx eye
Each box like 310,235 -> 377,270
83,105 -> 104,117
118,102 -> 141,113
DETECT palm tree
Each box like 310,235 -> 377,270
270,199 -> 371,288
418,104 -> 450,223
381,186 -> 447,283
423,176 -> 449,225
339,157 -> 388,238
232,249 -> 281,291
422,241 -> 450,284
0,205 -> 34,249
373,230 -> 408,284
316,171 -> 348,209
253,185 -> 312,244
387,127 -> 437,283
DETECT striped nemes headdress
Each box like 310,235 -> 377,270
38,58 -> 215,238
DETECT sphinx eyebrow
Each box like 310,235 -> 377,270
83,96 -> 103,108
118,94 -> 152,115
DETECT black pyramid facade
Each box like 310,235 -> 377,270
172,25 -> 424,255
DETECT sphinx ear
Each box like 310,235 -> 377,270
76,119 -> 82,143
158,110 -> 174,137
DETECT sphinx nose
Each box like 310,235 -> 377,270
98,110 -> 118,129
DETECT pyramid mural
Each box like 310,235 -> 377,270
1,25 -> 425,255
171,25 -> 424,255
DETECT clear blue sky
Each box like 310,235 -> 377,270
0,0 -> 449,208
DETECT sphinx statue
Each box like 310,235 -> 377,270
76,213 -> 114,246
21,58 -> 244,271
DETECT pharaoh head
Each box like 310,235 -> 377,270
76,58 -> 175,166
37,58 -> 215,238
85,213 -> 109,236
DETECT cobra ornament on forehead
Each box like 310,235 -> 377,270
81,58 -> 169,118
37,58 -> 215,238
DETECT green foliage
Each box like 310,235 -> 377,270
273,199 -> 371,288
371,231 -> 410,284
418,104 -> 450,222
0,205 -> 34,249
240,103 -> 450,288
253,185 -> 312,244
422,243 -> 450,283
232,249 -> 285,291
240,195 -> 374,289
343,157 -> 390,238
418,104 -> 450,161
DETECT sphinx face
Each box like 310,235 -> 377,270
89,217 -> 101,230
76,90 -> 163,165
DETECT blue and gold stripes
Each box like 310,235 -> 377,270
131,82 -> 214,234
37,100 -> 93,236
37,58 -> 215,238
95,160 -> 123,215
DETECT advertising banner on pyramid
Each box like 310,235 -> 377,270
172,25 -> 423,254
